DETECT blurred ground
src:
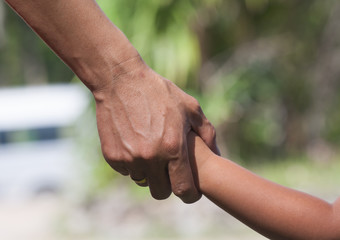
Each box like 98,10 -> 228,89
0,159 -> 338,240
0,189 -> 265,240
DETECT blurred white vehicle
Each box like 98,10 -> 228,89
0,84 -> 90,200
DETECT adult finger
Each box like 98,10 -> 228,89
129,168 -> 148,187
147,164 -> 172,200
106,161 -> 130,176
190,103 -> 220,156
168,140 -> 202,203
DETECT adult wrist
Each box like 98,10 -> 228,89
89,53 -> 148,102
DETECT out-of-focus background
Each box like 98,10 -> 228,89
1,0 -> 340,239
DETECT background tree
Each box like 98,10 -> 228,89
1,0 -> 340,163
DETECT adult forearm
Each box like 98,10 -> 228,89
5,0 -> 140,92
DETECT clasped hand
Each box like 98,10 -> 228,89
94,58 -> 219,203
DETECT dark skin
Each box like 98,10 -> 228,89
5,0 -> 219,203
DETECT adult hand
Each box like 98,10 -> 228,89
5,0 -> 218,203
94,57 -> 219,203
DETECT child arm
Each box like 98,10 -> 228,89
188,132 -> 340,240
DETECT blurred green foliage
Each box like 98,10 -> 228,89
97,0 -> 202,88
1,0 -> 340,164
0,2 -> 74,85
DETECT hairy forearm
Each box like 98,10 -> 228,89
190,135 -> 340,240
5,0 -> 140,92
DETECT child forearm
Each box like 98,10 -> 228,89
189,133 -> 340,240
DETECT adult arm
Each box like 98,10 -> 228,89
5,0 -> 219,203
188,132 -> 340,239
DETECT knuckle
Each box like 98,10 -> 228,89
189,96 -> 200,106
172,183 -> 192,199
101,143 -> 131,163
189,97 -> 201,112
101,145 -> 118,161
162,134 -> 181,157
137,144 -> 158,161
